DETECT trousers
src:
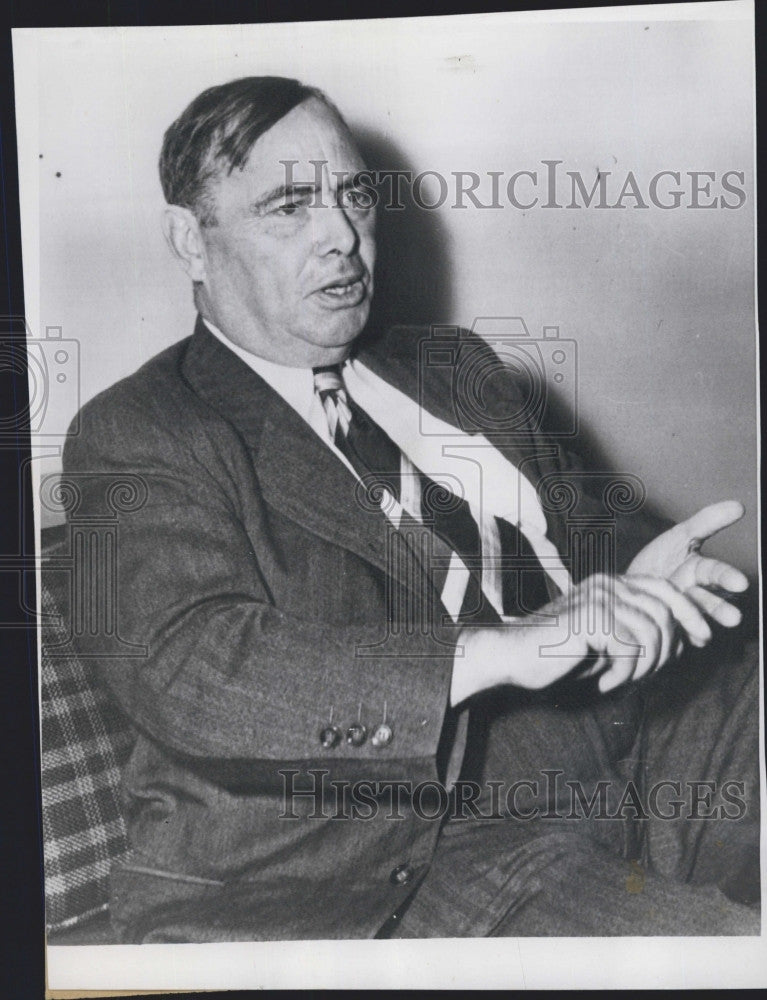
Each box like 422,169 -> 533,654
385,630 -> 761,937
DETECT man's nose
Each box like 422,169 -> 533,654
312,200 -> 359,256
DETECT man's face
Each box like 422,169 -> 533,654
196,97 -> 376,367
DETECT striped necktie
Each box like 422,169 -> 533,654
313,365 -> 549,625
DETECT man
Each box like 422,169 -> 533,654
62,76 -> 760,941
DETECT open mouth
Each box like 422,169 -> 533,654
316,276 -> 366,306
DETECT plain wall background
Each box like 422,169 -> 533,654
14,5 -> 757,575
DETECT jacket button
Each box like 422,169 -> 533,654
346,723 -> 367,747
390,863 -> 414,886
319,725 -> 341,748
371,723 -> 393,748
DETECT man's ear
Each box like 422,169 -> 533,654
162,205 -> 208,283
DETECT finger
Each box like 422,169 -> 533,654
676,500 -> 745,547
616,601 -> 664,679
616,580 -> 675,666
568,574 -> 615,644
599,626 -> 640,692
582,652 -> 610,678
624,575 -> 711,648
599,642 -> 639,693
566,578 -> 636,690
598,600 -> 660,690
579,573 -> 612,632
688,585 -> 743,628
679,556 -> 749,593
573,577 -> 661,686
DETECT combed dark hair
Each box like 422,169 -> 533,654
159,76 -> 339,225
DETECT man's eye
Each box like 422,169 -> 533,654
341,188 -> 374,210
274,202 -> 302,216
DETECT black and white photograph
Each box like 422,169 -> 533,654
6,0 -> 765,991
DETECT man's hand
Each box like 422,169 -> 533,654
626,500 -> 748,628
450,500 -> 749,707
451,570 -> 708,703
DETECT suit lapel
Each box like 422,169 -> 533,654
257,404 -> 404,580
181,319 -> 428,592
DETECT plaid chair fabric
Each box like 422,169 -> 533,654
41,526 -> 133,932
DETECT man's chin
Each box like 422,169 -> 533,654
304,304 -> 371,351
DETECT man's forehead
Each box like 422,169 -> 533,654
233,98 -> 364,187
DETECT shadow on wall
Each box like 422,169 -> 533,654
354,125 -> 674,523
354,128 -> 454,331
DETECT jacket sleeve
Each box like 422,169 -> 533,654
61,391 -> 456,769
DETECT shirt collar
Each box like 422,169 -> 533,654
201,317 -> 318,423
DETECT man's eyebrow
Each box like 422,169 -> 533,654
249,183 -> 320,213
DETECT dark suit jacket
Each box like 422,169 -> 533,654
61,317 -> 666,942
